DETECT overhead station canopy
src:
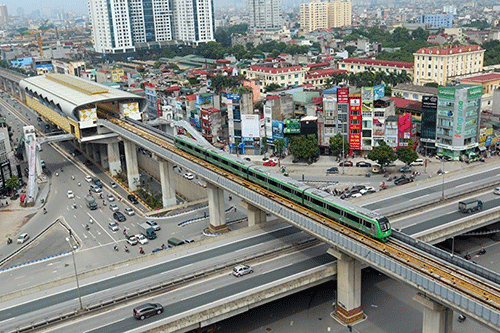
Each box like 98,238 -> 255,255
19,74 -> 147,122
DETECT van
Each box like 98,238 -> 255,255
411,159 -> 424,166
90,184 -> 102,193
167,237 -> 185,247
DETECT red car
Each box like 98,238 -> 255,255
263,160 -> 277,166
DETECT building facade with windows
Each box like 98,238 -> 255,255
249,0 -> 283,33
435,85 -> 482,159
417,13 -> 453,28
413,45 -> 485,86
338,58 -> 414,78
300,0 -> 351,33
89,0 -> 214,54
243,63 -> 306,90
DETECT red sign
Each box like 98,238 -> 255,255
349,96 -> 362,151
337,87 -> 349,104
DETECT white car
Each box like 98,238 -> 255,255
411,159 -> 424,166
184,173 -> 194,180
110,181 -> 117,188
124,207 -> 135,216
17,233 -> 29,244
67,190 -> 75,199
136,234 -> 148,245
232,265 -> 253,277
85,175 -> 93,182
359,186 -> 377,195
107,194 -> 115,202
109,203 -> 119,212
127,236 -> 138,246
494,187 -> 500,195
108,221 -> 119,232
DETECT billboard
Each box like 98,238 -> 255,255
272,120 -> 284,139
422,95 -> 438,109
438,87 -> 455,99
241,114 -> 260,138
349,95 -> 362,150
467,86 -> 483,99
361,87 -> 373,112
226,93 -> 241,101
284,119 -> 301,134
373,84 -> 385,100
337,87 -> 349,104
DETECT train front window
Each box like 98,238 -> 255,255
378,217 -> 391,232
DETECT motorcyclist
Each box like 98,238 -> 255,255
113,244 -> 118,251
77,182 -> 81,187
85,224 -> 89,231
124,245 -> 129,252
139,247 -> 144,254
43,207 -> 47,214
7,237 -> 12,244
89,218 -> 93,224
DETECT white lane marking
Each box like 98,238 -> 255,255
456,182 -> 473,188
410,194 -> 428,201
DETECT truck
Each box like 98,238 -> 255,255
458,198 -> 483,213
85,194 -> 97,210
167,237 -> 185,247
138,222 -> 157,240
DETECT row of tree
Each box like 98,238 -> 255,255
324,70 -> 411,89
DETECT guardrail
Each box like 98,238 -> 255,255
6,237 -> 320,333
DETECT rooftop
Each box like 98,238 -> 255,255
460,73 -> 500,83
393,83 -> 438,95
339,58 -> 414,69
415,44 -> 484,55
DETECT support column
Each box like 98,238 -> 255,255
239,201 -> 266,227
158,158 -> 176,207
107,141 -> 121,175
327,248 -> 365,324
206,183 -> 228,233
123,140 -> 140,191
92,143 -> 100,164
99,144 -> 108,170
414,293 -> 452,333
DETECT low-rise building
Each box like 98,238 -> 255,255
458,72 -> 500,111
338,58 -> 414,78
243,63 -> 306,91
392,83 -> 438,101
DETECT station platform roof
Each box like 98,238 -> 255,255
19,74 -> 146,121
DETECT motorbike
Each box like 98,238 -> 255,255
103,200 -> 106,206
380,184 -> 388,190
7,237 -> 12,245
78,182 -> 81,187
89,218 -> 94,224
478,248 -> 486,255
85,224 -> 90,231
464,253 -> 471,260
139,247 -> 145,255
60,168 -> 63,172
437,169 -> 444,175
458,314 -> 466,323
365,172 -> 371,178
124,246 -> 129,253
113,245 -> 119,252
43,208 -> 47,214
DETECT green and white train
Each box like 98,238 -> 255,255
175,135 -> 392,242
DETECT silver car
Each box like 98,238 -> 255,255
232,265 -> 253,277
109,203 -> 119,212
145,220 -> 160,231
108,221 -> 119,232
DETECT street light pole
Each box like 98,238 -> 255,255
66,236 -> 83,311
342,134 -> 345,175
451,236 -> 455,257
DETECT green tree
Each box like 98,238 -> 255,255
289,135 -> 319,161
261,137 -> 268,154
367,141 -> 397,168
411,27 -> 430,41
396,146 -> 418,165
215,28 -> 231,48
274,138 -> 285,155
265,83 -> 281,92
482,40 -> 500,66
424,82 -> 439,88
6,176 -> 19,193
329,133 -> 350,157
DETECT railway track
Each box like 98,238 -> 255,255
108,116 -> 500,315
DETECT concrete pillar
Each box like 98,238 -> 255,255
206,183 -> 228,233
327,248 -> 365,324
99,144 -> 108,170
123,140 -> 140,191
414,293 -> 452,333
92,143 -> 100,164
158,159 -> 176,207
107,141 -> 121,175
239,201 -> 266,226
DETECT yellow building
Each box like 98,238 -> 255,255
111,67 -> 124,82
243,63 -> 306,92
300,0 -> 351,33
413,45 -> 485,86
459,72 -> 500,110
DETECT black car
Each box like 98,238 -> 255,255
326,167 -> 339,174
133,303 -> 163,320
94,179 -> 103,188
113,211 -> 126,222
394,177 -> 414,185
356,161 -> 372,167
340,188 -> 360,199
128,194 -> 139,204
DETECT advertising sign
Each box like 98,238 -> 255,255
226,93 -> 241,101
337,87 -> 349,104
272,120 -> 284,139
373,84 -> 385,100
284,119 -> 301,134
241,114 -> 260,138
422,95 -> 438,109
438,87 -> 455,99
349,96 -> 362,150
361,87 -> 373,112
467,86 -> 483,99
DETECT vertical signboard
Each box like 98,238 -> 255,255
349,94 -> 361,151
373,84 -> 385,100
361,87 -> 373,112
421,95 -> 437,140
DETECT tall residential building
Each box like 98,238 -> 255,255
435,85 -> 482,159
300,0 -> 351,33
0,5 -> 8,24
413,45 -> 485,86
89,0 -> 214,54
249,0 -> 283,33
417,13 -> 453,28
